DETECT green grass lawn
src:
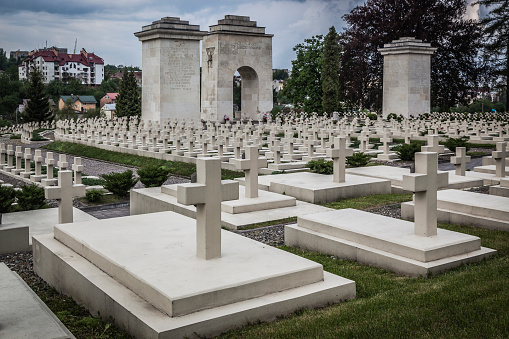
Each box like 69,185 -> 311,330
322,193 -> 413,210
43,141 -> 244,180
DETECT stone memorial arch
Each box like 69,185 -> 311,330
136,15 -> 273,122
201,16 -> 273,121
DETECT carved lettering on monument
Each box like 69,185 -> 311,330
164,42 -> 195,91
219,41 -> 262,55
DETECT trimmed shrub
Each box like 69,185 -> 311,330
16,184 -> 46,211
82,177 -> 106,186
443,137 -> 470,152
367,113 -> 378,120
85,189 -> 104,203
100,170 -> 138,197
137,165 -> 171,188
346,152 -> 371,167
393,141 -> 425,161
306,159 -> 333,174
0,185 -> 16,223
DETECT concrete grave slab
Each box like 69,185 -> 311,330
0,263 -> 75,339
33,211 -> 355,338
286,209 -> 495,276
347,165 -> 483,191
402,189 -> 509,231
131,186 -> 330,229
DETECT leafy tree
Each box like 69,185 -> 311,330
272,69 -> 289,80
322,26 -> 342,114
283,35 -> 324,113
341,0 -> 492,111
474,0 -> 509,109
116,70 -> 141,117
24,68 -> 53,122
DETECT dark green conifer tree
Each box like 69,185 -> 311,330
116,69 -> 141,117
24,68 -> 52,122
321,26 -> 342,114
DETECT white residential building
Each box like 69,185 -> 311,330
18,47 -> 104,85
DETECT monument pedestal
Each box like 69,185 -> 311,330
286,209 -> 495,276
34,212 -> 355,338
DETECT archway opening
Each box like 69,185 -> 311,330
232,66 -> 259,120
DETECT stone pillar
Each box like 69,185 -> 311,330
379,37 -> 437,119
134,17 -> 207,123
201,15 -> 273,122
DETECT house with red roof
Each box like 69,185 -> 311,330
100,92 -> 119,108
18,47 -> 104,86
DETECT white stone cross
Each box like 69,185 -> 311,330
30,149 -> 44,182
72,157 -> 84,184
45,170 -> 86,224
492,142 -> 507,178
326,137 -> 353,183
402,152 -> 448,237
57,154 -> 68,170
231,146 -> 267,198
0,143 -> 6,169
380,130 -> 393,155
421,134 -> 444,153
358,131 -> 369,152
270,140 -> 284,164
450,147 -> 471,176
21,148 -> 33,178
177,158 -> 239,260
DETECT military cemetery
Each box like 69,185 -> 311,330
1,2 -> 509,338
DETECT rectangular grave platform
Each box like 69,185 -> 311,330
473,165 -> 509,176
131,187 -> 331,229
402,189 -> 509,231
33,211 -> 355,338
161,183 -> 296,214
347,165 -> 483,191
0,263 -> 75,338
286,209 -> 495,276
262,172 -> 391,203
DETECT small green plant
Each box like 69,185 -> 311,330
393,141 -> 425,161
367,113 -> 378,120
306,159 -> 333,174
85,189 -> 104,203
137,165 -> 172,187
0,185 -> 16,223
100,170 -> 138,197
15,184 -> 47,211
346,152 -> 371,167
443,136 -> 470,152
81,177 -> 107,186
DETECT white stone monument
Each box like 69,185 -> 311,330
379,37 -> 437,118
134,17 -> 207,122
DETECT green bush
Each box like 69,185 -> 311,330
306,159 -> 333,174
0,185 -> 16,215
85,189 -> 104,203
10,134 -> 21,139
16,184 -> 46,211
443,137 -> 470,152
100,170 -> 138,197
0,119 -> 12,128
346,152 -> 371,167
367,113 -> 378,120
393,141 -> 425,161
137,165 -> 171,188
82,177 -> 107,186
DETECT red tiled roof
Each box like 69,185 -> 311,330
24,48 -> 104,67
106,93 -> 118,100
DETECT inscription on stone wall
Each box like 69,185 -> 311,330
164,42 -> 196,91
219,41 -> 262,55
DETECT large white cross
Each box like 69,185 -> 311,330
402,152 -> 448,237
45,170 -> 86,224
450,147 -> 471,176
326,137 -> 353,183
492,142 -> 507,178
231,146 -> 267,198
177,158 -> 239,260
421,134 -> 445,153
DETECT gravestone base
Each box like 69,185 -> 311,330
268,161 -> 307,171
473,165 -> 509,176
489,179 -> 509,197
235,172 -> 391,204
0,224 -> 29,254
286,209 -> 495,276
130,187 -> 332,229
402,189 -> 509,231
33,212 -> 355,338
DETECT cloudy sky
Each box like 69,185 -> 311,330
0,0 -> 483,70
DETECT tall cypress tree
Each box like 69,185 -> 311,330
116,69 -> 141,117
24,68 -> 52,122
322,26 -> 342,114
